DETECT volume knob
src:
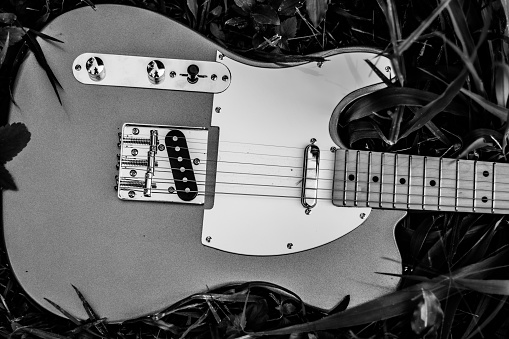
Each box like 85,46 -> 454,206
147,60 -> 166,84
86,57 -> 105,81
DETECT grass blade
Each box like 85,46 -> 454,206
400,68 -> 468,139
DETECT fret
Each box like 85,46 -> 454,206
368,151 -> 382,207
355,151 -> 370,206
437,158 -> 457,211
380,152 -> 385,208
408,155 -> 424,210
367,152 -> 372,207
455,159 -> 459,211
381,153 -> 396,209
456,159 -> 475,212
354,151 -> 360,205
473,161 -> 494,213
406,155 -> 412,209
492,162 -> 509,213
394,154 -> 410,210
438,158 -> 442,210
423,156 -> 440,210
344,150 -> 358,206
492,162 -> 495,213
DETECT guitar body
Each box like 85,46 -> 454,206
3,5 -> 406,321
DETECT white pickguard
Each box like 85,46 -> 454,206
203,51 -> 393,255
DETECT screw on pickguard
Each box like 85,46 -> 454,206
165,130 -> 198,201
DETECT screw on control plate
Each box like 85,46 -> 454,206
128,191 -> 136,198
206,236 -> 212,243
75,64 -> 81,71
287,243 -> 293,249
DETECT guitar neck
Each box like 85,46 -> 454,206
332,149 -> 509,214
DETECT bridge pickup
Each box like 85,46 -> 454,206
117,123 -> 208,204
165,130 -> 199,201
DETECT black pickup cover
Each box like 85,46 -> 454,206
165,130 -> 198,201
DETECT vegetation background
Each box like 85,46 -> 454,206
1,0 -> 509,338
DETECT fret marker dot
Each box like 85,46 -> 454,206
348,174 -> 355,181
399,178 -> 406,184
430,180 -> 436,187
482,196 -> 488,203
483,170 -> 489,177
372,176 -> 379,182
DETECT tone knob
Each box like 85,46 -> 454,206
86,57 -> 105,81
187,64 -> 199,84
147,60 -> 165,84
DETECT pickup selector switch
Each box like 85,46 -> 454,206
187,64 -> 199,84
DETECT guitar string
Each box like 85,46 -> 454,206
120,187 -> 501,211
121,158 -> 509,188
119,175 -> 506,208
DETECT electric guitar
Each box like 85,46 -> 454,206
6,5 -> 504,322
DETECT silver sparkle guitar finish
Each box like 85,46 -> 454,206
3,5 -> 404,321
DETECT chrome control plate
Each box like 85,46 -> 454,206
73,53 -> 231,93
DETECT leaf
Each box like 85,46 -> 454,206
400,69 -> 468,139
15,327 -> 71,339
411,289 -> 444,335
82,0 -> 97,10
278,0 -> 304,16
71,285 -> 109,337
44,298 -> 81,325
25,29 -> 64,43
460,87 -> 509,121
251,5 -> 280,25
397,0 -> 452,55
0,27 -> 25,47
209,23 -> 225,40
0,122 -> 31,164
187,0 -> 198,19
0,13 -> 16,24
234,0 -> 256,12
0,31 -> 9,69
23,31 -> 62,105
225,17 -> 249,29
278,17 -> 297,39
455,279 -> 509,295
495,62 -> 509,107
340,87 -> 467,126
305,0 -> 327,27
